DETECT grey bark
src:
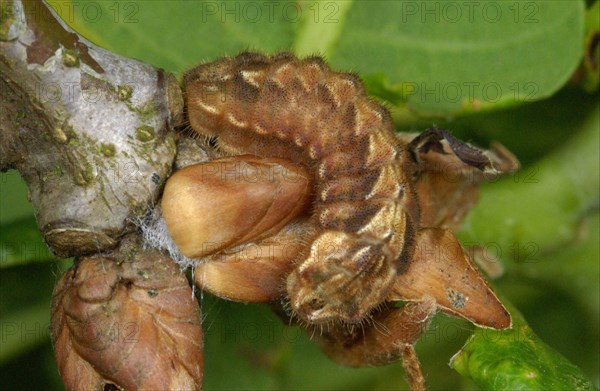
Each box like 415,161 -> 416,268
0,0 -> 186,257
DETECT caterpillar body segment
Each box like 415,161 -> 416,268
184,52 -> 419,324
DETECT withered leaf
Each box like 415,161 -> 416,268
51,244 -> 203,391
405,129 -> 519,231
389,228 -> 511,329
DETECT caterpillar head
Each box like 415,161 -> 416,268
287,231 -> 396,325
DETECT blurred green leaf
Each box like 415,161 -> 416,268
459,106 -> 600,328
459,104 -> 599,257
447,87 -> 599,166
498,213 -> 600,380
0,343 -> 65,391
53,0 -> 299,73
332,1 -> 584,116
0,217 -> 56,268
454,104 -> 599,389
451,301 -> 598,391
0,259 -> 70,387
57,1 -> 584,117
0,302 -> 51,364
0,171 -> 34,222
292,0 -> 353,56
511,211 -> 599,322
201,297 -> 413,390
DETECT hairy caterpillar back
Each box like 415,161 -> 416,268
184,52 -> 419,324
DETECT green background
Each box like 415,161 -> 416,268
1,0 -> 598,390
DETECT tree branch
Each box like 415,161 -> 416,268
1,0 -> 183,257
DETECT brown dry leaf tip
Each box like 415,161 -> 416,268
407,129 -> 518,231
51,238 -> 203,391
389,228 -> 511,329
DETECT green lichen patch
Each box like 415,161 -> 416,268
135,125 -> 155,142
99,143 -> 116,157
0,0 -> 14,41
62,48 -> 80,67
13,111 -> 26,128
73,171 -> 87,186
446,288 -> 466,309
80,73 -> 112,100
137,269 -> 149,280
73,162 -> 95,186
51,164 -> 64,179
117,84 -> 133,102
48,120 -> 78,148
52,127 -> 69,144
130,100 -> 158,123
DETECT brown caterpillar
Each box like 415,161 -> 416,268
184,52 -> 420,324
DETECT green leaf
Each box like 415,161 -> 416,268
0,171 -> 35,222
450,301 -> 598,391
512,211 -> 599,323
458,104 -> 599,258
453,105 -> 600,387
56,1 -> 585,117
292,1 -> 353,56
499,212 -> 600,380
52,1 -> 299,73
0,302 -> 51,364
447,87 -> 599,166
201,296 -> 413,390
0,217 -> 56,268
327,1 -> 585,116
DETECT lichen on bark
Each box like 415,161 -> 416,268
0,0 -> 183,257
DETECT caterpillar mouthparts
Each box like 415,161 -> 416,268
183,52 -> 419,324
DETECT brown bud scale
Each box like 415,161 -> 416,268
184,52 -> 420,323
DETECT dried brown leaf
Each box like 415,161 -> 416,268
407,129 -> 519,231
51,242 -> 203,390
389,228 -> 511,329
